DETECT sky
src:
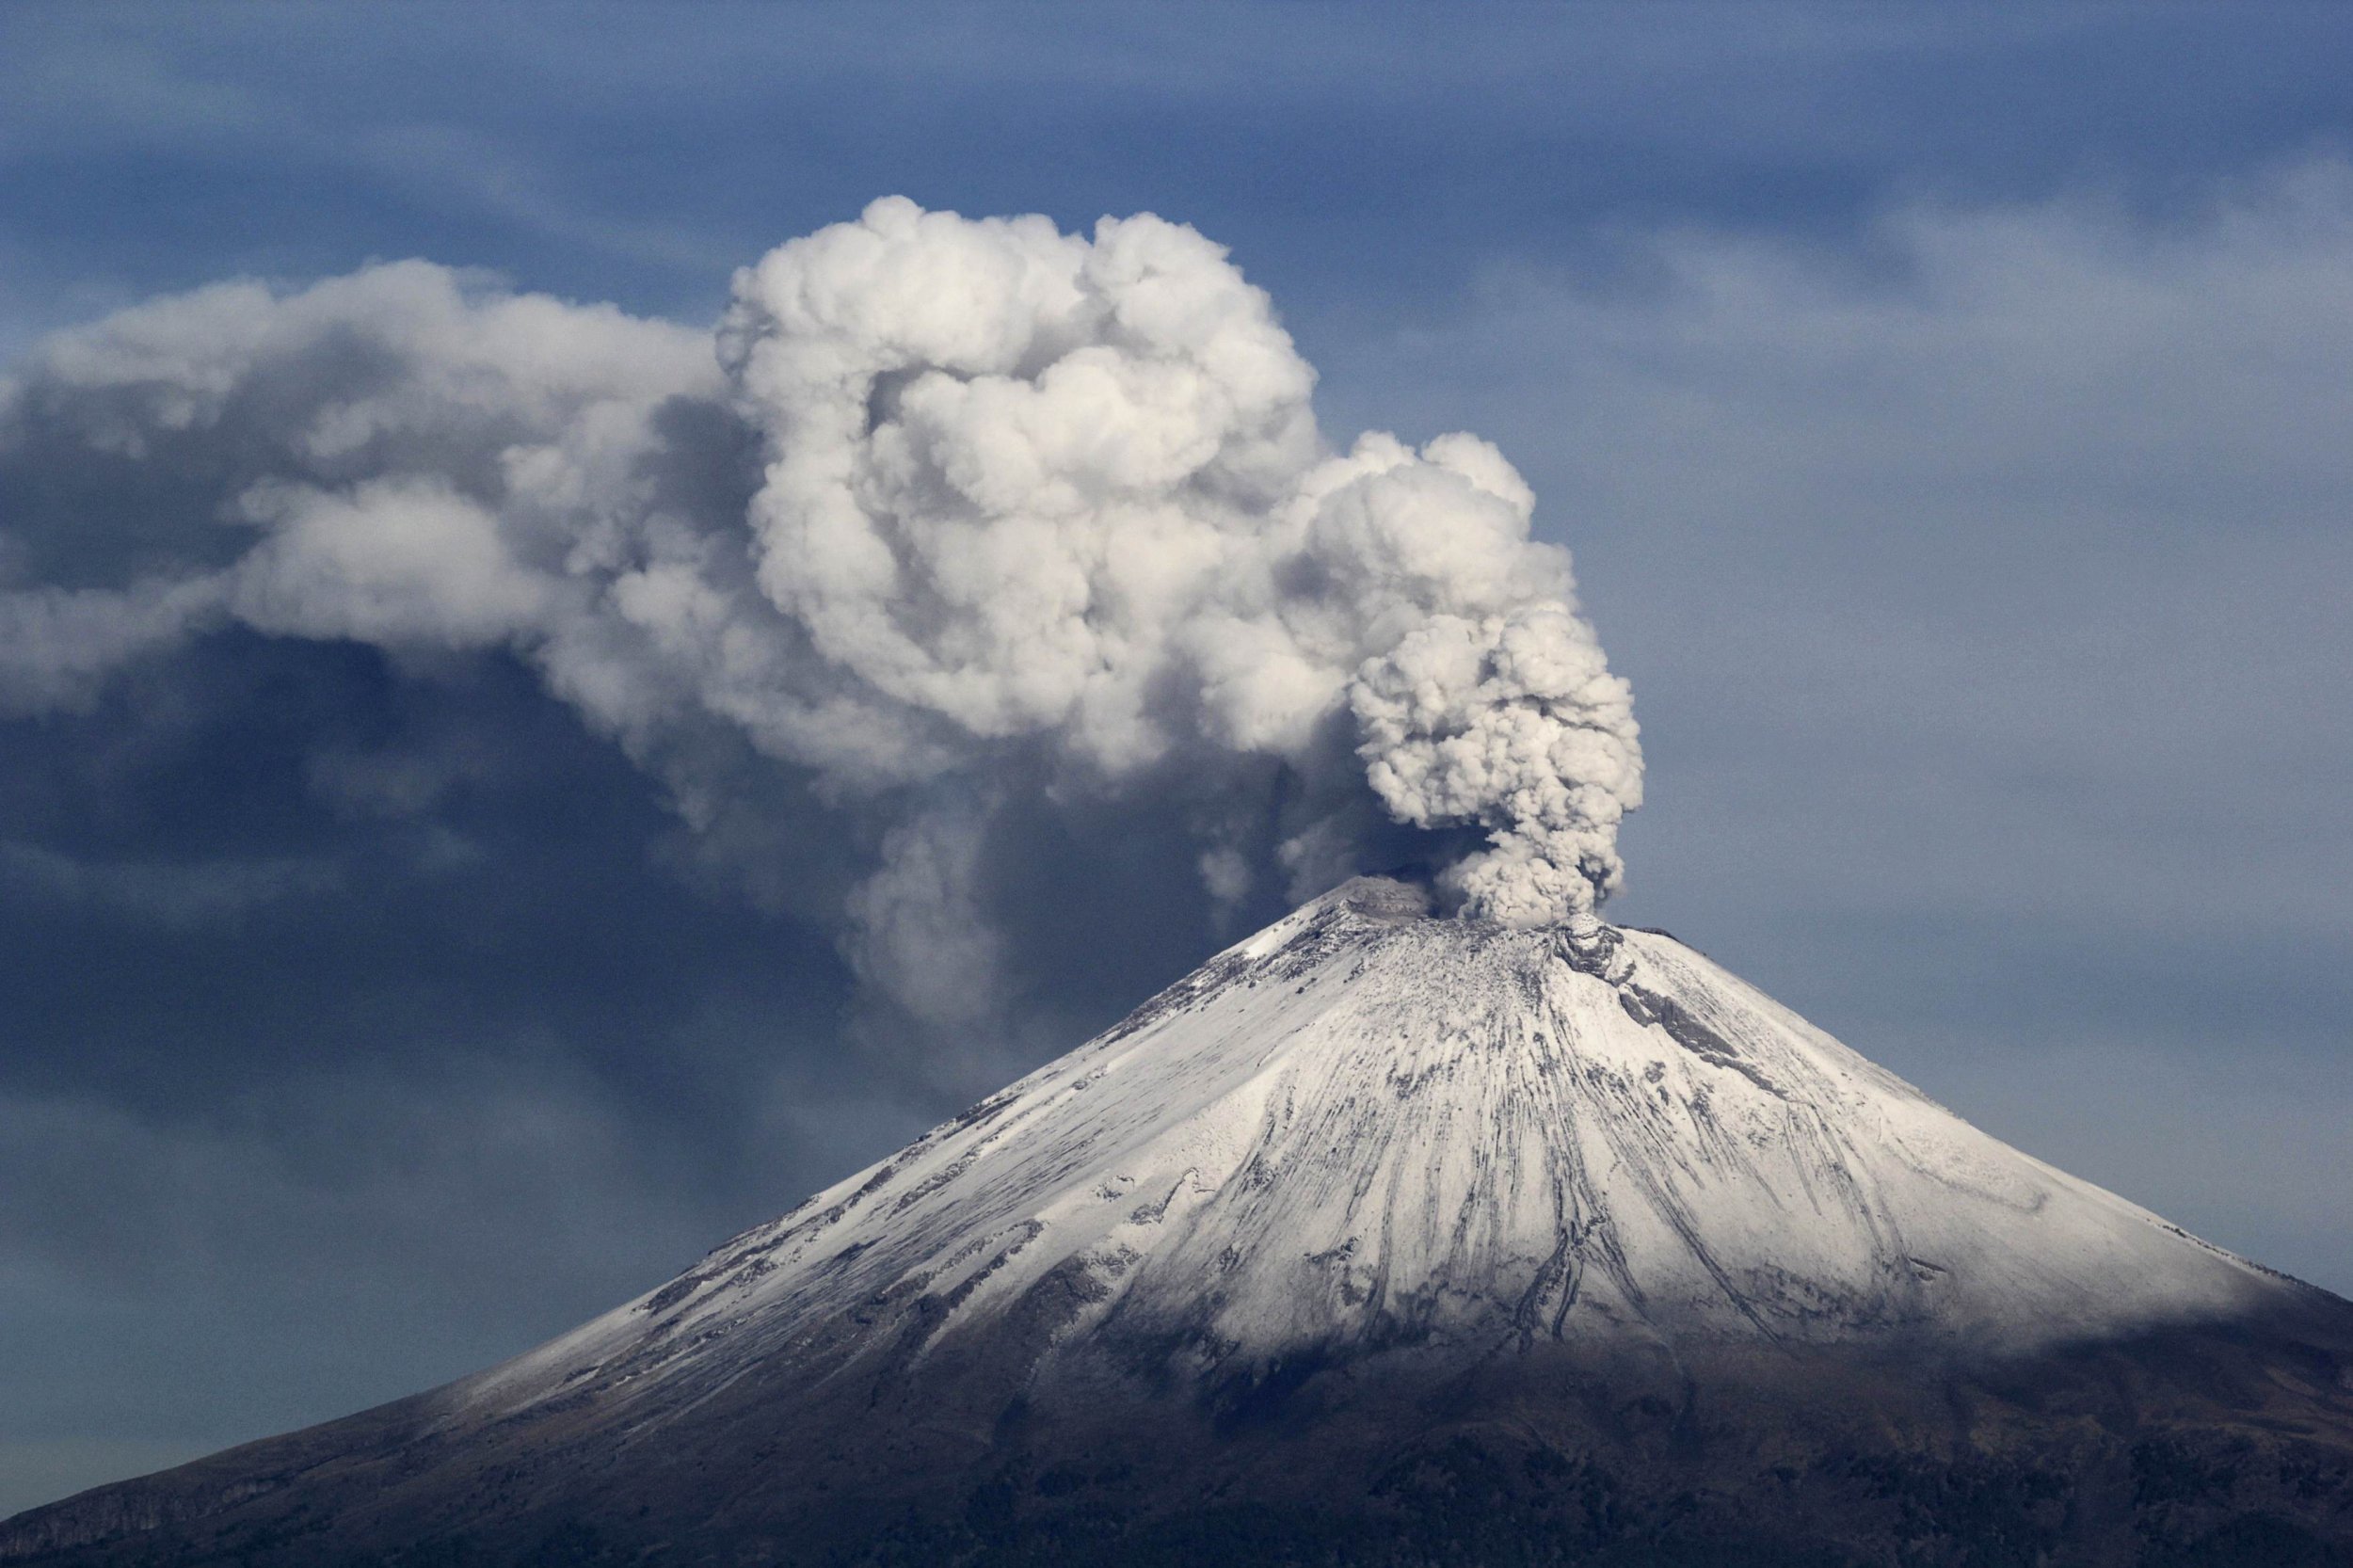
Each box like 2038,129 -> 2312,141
4,1 -> 2351,1519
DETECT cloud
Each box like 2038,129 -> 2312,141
0,577 -> 216,716
843,806 -> 1006,1030
0,200 -> 1643,1046
1315,154 -> 2353,947
228,477 -> 556,648
10,171 -> 2347,1059
712,199 -> 1641,931
0,840 -> 341,927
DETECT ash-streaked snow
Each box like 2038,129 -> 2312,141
457,876 -> 2297,1424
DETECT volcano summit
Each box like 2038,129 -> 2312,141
8,878 -> 2351,1565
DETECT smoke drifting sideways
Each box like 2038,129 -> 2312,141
0,198 -> 1641,1034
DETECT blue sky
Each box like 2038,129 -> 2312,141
3,2 -> 2350,1517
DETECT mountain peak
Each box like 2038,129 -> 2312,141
10,885 -> 2351,1566
444,879 -> 2291,1431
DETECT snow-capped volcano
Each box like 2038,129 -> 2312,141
470,876 -> 2289,1416
8,879 -> 2351,1566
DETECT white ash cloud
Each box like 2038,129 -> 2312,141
717,198 -> 1642,923
843,807 -> 1006,1029
0,200 -> 1641,1008
1354,601 -> 1641,928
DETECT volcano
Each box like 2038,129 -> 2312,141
8,877 -> 2351,1565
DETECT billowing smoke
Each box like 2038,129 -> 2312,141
0,198 -> 1641,1026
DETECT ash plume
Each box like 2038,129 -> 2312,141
0,199 -> 1641,1025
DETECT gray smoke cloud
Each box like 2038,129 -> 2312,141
0,199 -> 1641,1020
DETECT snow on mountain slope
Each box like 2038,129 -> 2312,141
453,876 -> 2294,1426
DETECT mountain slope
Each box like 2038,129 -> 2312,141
8,878 -> 2352,1566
